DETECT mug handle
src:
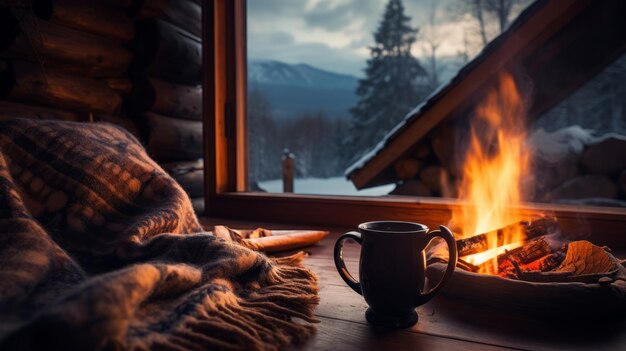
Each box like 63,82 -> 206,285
333,231 -> 362,295
416,225 -> 458,306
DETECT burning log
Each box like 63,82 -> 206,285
497,236 -> 553,270
456,216 -> 559,257
497,240 -> 567,278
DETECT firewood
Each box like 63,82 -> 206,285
412,143 -> 431,159
0,9 -> 132,78
144,112 -> 202,161
132,19 -> 201,85
431,125 -> 459,176
456,216 -> 559,257
0,60 -> 122,114
420,165 -> 443,193
131,0 -> 201,37
393,158 -> 421,180
130,77 -> 201,120
498,244 -> 567,278
29,0 -> 135,43
497,236 -> 553,270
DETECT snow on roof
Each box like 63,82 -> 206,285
345,0 -> 544,179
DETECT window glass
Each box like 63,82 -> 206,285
246,0 -> 532,196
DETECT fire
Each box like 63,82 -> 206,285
449,73 -> 531,273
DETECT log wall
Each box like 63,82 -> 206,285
0,0 -> 204,211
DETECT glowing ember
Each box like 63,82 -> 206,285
449,73 -> 531,273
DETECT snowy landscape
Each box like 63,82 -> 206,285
258,177 -> 394,196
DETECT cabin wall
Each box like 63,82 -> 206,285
0,0 -> 204,210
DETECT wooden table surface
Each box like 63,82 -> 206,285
200,217 -> 626,351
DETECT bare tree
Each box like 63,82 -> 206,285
456,0 -> 531,47
420,0 -> 445,90
484,0 -> 515,33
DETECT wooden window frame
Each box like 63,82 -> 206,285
202,0 -> 626,248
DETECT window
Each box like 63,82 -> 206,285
203,0 -> 626,246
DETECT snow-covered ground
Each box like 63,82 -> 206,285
258,177 -> 394,196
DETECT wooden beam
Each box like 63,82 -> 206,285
203,0 -> 247,215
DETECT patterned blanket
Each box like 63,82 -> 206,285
0,119 -> 319,350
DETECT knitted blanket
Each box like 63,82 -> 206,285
0,119 -> 319,350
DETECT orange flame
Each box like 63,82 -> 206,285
450,73 -> 531,272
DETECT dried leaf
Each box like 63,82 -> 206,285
554,241 -> 616,275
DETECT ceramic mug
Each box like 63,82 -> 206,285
334,221 -> 457,328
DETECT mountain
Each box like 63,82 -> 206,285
248,60 -> 359,120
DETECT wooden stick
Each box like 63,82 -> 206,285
456,216 -> 559,257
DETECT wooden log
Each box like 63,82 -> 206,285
498,237 -> 553,267
389,179 -> 432,197
420,165 -> 443,194
131,0 -> 201,37
30,0 -> 135,43
456,216 -> 559,257
144,112 -> 202,161
0,9 -> 133,78
130,77 -> 201,120
496,236 -> 554,275
92,114 -> 141,139
0,60 -> 123,114
431,125 -> 458,176
162,159 -> 204,197
393,158 -> 421,180
101,78 -> 132,97
132,19 -> 201,85
412,143 -> 431,160
0,100 -> 80,122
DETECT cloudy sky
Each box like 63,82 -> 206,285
247,0 -> 492,77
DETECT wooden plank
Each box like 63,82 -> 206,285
349,0 -> 591,189
208,193 -> 626,249
200,217 -> 626,350
297,316 -> 510,351
203,0 -> 246,213
305,259 -> 626,351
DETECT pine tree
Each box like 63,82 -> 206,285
344,0 -> 427,166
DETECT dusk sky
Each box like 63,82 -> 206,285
247,0 -> 511,77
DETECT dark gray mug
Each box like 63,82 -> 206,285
334,221 -> 457,328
